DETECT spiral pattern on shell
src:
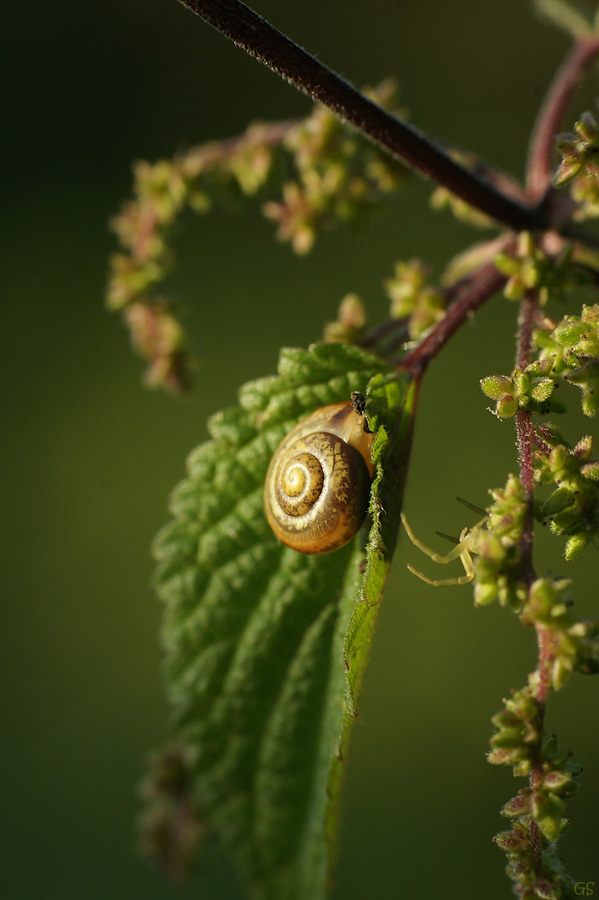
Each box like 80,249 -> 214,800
264,400 -> 375,554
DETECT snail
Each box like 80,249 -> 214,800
264,396 -> 376,554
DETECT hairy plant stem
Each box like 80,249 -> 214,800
515,407 -> 536,581
514,292 -> 538,601
515,291 -> 538,578
177,0 -> 546,233
527,35 -> 599,202
515,289 -> 554,877
527,615 -> 553,879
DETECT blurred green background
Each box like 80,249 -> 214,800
3,1 -> 599,898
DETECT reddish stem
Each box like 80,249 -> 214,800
181,120 -> 296,170
527,36 -> 599,202
514,290 -> 556,878
515,291 -> 539,578
515,408 -> 536,579
515,291 -> 539,371
399,254 -> 512,374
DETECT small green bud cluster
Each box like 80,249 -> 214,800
533,305 -> 599,416
264,82 -> 407,254
488,567 -> 599,897
488,686 -> 541,773
108,86 -> 408,389
480,368 -> 562,418
473,475 -> 529,609
108,123 -> 289,389
494,232 -> 569,304
323,293 -> 367,343
384,259 -> 446,340
534,426 -> 599,559
523,578 -> 599,686
555,111 -> 599,184
496,728 -> 580,843
555,110 -> 599,220
137,743 -> 208,881
494,817 -> 577,900
108,156 -> 198,390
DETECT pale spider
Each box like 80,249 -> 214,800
400,511 -> 488,587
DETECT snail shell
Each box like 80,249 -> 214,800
264,400 -> 375,554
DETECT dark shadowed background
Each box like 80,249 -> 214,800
3,2 -> 598,898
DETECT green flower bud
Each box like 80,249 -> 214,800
582,382 -> 599,417
581,460 -> 599,479
554,158 -> 582,185
574,435 -> 593,460
576,110 -> 599,144
491,727 -> 529,749
542,486 -> 574,516
504,275 -> 526,301
487,747 -> 522,767
474,581 -> 498,606
480,375 -> 514,400
542,770 -> 573,792
501,792 -> 532,818
493,252 -> 520,275
564,532 -> 589,560
554,319 -> 587,346
517,231 -> 534,257
494,825 -> 528,852
537,816 -> 566,844
531,377 -> 555,402
496,394 -> 519,418
551,655 -> 574,691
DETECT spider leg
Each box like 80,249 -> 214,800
405,561 -> 474,587
401,512 -> 485,587
401,513 -> 470,565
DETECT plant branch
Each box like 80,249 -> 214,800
515,292 -> 539,580
399,242 -> 514,374
177,0 -> 545,233
515,408 -> 536,579
527,35 -> 599,202
515,290 -> 546,875
181,120 -> 296,174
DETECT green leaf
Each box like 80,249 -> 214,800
145,342 -> 417,899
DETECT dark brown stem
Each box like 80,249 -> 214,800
177,0 -> 545,233
527,36 -> 599,202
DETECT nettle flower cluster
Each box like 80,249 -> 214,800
470,472 -> 599,897
472,214 -> 599,895
481,298 -> 599,558
556,108 -> 599,220
482,300 -> 599,421
107,82 -> 406,391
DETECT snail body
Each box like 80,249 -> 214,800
264,400 -> 375,554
